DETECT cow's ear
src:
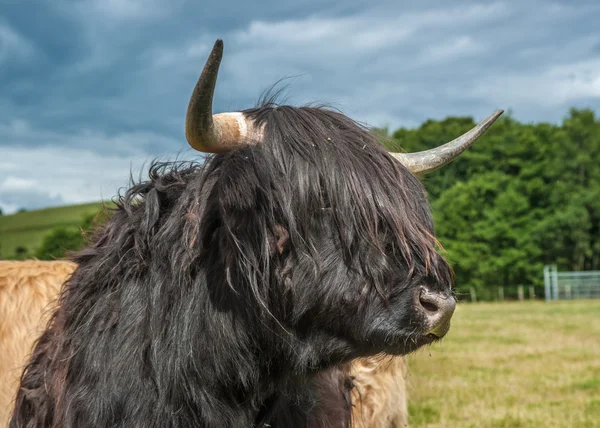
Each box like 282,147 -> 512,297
269,224 -> 289,255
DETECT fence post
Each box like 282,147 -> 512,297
518,285 -> 524,301
544,265 -> 551,302
498,286 -> 504,301
529,286 -> 535,300
551,265 -> 559,300
470,287 -> 477,303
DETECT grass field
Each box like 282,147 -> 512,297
0,202 -> 107,259
406,300 -> 600,427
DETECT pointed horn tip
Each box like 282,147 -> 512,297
479,109 -> 505,129
209,39 -> 224,60
491,109 -> 504,120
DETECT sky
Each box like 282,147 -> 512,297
1,0 -> 599,214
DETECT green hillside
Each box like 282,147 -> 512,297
0,202 -> 109,259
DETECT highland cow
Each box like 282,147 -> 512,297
0,261 -> 408,428
9,39 -> 502,427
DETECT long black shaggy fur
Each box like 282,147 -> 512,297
10,103 -> 453,427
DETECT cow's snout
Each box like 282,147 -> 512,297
417,286 -> 456,338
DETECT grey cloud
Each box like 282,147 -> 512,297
0,188 -> 65,215
0,144 -> 201,215
0,0 -> 599,212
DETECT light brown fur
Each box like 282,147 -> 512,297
0,260 -> 408,427
0,260 -> 76,427
349,356 -> 409,428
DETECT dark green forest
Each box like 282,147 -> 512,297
10,108 -> 600,301
379,108 -> 600,299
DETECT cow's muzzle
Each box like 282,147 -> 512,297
417,286 -> 456,338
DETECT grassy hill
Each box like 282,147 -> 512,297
0,202 -> 109,259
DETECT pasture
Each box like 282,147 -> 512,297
0,202 -> 106,259
406,300 -> 600,427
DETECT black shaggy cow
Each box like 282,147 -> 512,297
10,40 -> 502,428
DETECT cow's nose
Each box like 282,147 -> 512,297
417,286 -> 456,338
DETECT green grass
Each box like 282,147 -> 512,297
0,202 -> 108,258
406,300 -> 600,427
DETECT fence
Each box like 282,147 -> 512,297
544,265 -> 600,302
462,284 -> 542,302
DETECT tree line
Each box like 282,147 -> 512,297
6,107 -> 599,300
379,107 -> 600,299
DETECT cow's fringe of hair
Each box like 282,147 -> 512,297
10,102 -> 451,427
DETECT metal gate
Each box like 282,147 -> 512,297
544,265 -> 600,302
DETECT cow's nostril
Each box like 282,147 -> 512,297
419,297 -> 439,313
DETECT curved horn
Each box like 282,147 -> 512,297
185,39 -> 260,153
391,110 -> 504,174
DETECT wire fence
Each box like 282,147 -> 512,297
544,265 -> 600,302
456,266 -> 600,303
459,284 -> 543,303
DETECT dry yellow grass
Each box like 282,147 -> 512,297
405,300 -> 600,427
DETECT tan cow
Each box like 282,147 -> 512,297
0,259 -> 408,427
0,260 -> 76,426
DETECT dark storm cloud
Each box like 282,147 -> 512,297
0,0 -> 599,213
